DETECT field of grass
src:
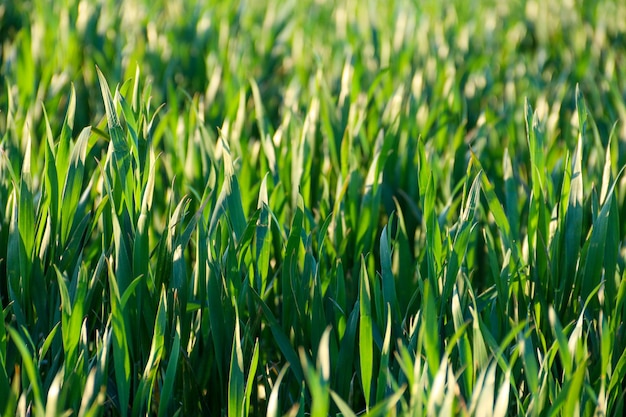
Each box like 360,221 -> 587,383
2,0 -> 626,415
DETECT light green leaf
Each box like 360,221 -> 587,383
359,256 -> 374,411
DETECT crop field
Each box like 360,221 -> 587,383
1,0 -> 626,415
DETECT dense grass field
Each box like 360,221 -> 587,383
2,0 -> 626,415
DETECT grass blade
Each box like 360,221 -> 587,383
359,256 -> 374,411
158,320 -> 181,417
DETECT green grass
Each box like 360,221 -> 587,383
1,0 -> 626,415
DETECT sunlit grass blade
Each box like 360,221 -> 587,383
503,148 -> 520,244
477,168 -> 517,261
17,132 -> 34,276
107,262 -> 131,417
518,326 -> 539,397
56,83 -> 76,190
300,327 -> 332,417
548,307 -> 572,377
244,339 -> 260,417
7,191 -> 28,328
427,356 -> 448,415
209,140 -> 246,242
97,67 -> 134,214
59,126 -> 90,247
330,389 -> 358,417
282,196 -> 304,332
364,385 -> 406,417
133,288 -> 166,416
54,265 -> 87,374
525,98 -> 546,197
267,364 -> 290,417
254,174 -> 271,295
250,79 -> 278,181
379,226 -> 400,334
442,173 -> 480,317
375,309 -> 392,403
422,280 -> 440,377
559,125 -> 583,312
44,369 -> 64,417
580,178 -> 621,306
359,256 -> 374,411
78,326 -> 111,417
493,369 -> 511,417
133,147 -> 156,283
607,347 -> 626,412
